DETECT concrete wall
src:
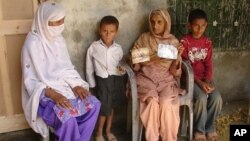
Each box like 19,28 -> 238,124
55,0 -> 249,102
55,0 -> 167,76
213,51 -> 250,102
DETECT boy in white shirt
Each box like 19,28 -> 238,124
86,15 -> 126,141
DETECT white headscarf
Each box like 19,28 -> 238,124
32,0 -> 65,43
21,1 -> 89,137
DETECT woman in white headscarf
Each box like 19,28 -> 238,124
21,1 -> 100,141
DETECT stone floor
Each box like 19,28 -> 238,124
0,99 -> 249,141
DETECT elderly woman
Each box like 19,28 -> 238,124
131,9 -> 185,141
21,1 -> 100,141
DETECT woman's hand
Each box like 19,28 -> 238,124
146,97 -> 153,104
133,63 -> 141,71
72,86 -> 90,100
177,43 -> 184,59
45,88 -> 72,109
171,43 -> 184,68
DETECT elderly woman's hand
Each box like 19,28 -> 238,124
177,43 -> 184,58
72,86 -> 90,100
133,63 -> 141,71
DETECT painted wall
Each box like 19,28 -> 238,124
55,0 -> 250,102
55,0 -> 167,76
213,51 -> 250,102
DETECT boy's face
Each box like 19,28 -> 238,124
188,18 -> 207,39
99,24 -> 117,46
150,14 -> 166,36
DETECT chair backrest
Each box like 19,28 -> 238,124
180,61 -> 194,106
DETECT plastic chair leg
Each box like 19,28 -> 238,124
188,105 -> 193,141
40,135 -> 49,141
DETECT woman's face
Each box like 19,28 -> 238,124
48,17 -> 65,26
150,14 -> 166,36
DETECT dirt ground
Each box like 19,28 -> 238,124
216,99 -> 249,141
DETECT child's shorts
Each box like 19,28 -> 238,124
95,74 -> 127,116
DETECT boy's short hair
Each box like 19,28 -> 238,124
100,15 -> 119,29
188,9 -> 207,23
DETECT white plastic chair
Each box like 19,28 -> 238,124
41,128 -> 53,141
122,61 -> 194,141
179,61 -> 194,141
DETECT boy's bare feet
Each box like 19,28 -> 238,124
193,132 -> 206,141
206,132 -> 219,141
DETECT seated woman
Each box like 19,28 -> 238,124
21,1 -> 100,141
131,9 -> 185,141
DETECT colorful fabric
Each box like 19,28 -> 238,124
38,95 -> 101,141
181,34 -> 213,81
53,96 -> 98,123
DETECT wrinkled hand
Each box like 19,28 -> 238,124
146,97 -> 153,104
177,43 -> 184,58
45,88 -> 72,109
132,63 -> 141,71
72,86 -> 90,100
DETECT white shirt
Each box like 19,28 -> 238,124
86,39 -> 123,88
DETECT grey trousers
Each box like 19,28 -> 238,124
193,83 -> 223,134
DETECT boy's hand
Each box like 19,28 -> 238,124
117,66 -> 126,75
45,88 -> 72,109
198,81 -> 214,94
125,87 -> 131,98
125,82 -> 131,99
72,86 -> 90,100
204,82 -> 215,94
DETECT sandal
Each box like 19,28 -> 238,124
193,132 -> 206,141
106,133 -> 117,141
95,135 -> 105,141
206,132 -> 219,141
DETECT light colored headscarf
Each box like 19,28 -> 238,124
149,9 -> 178,43
149,9 -> 172,39
21,1 -> 88,137
32,0 -> 65,43
132,9 -> 180,68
